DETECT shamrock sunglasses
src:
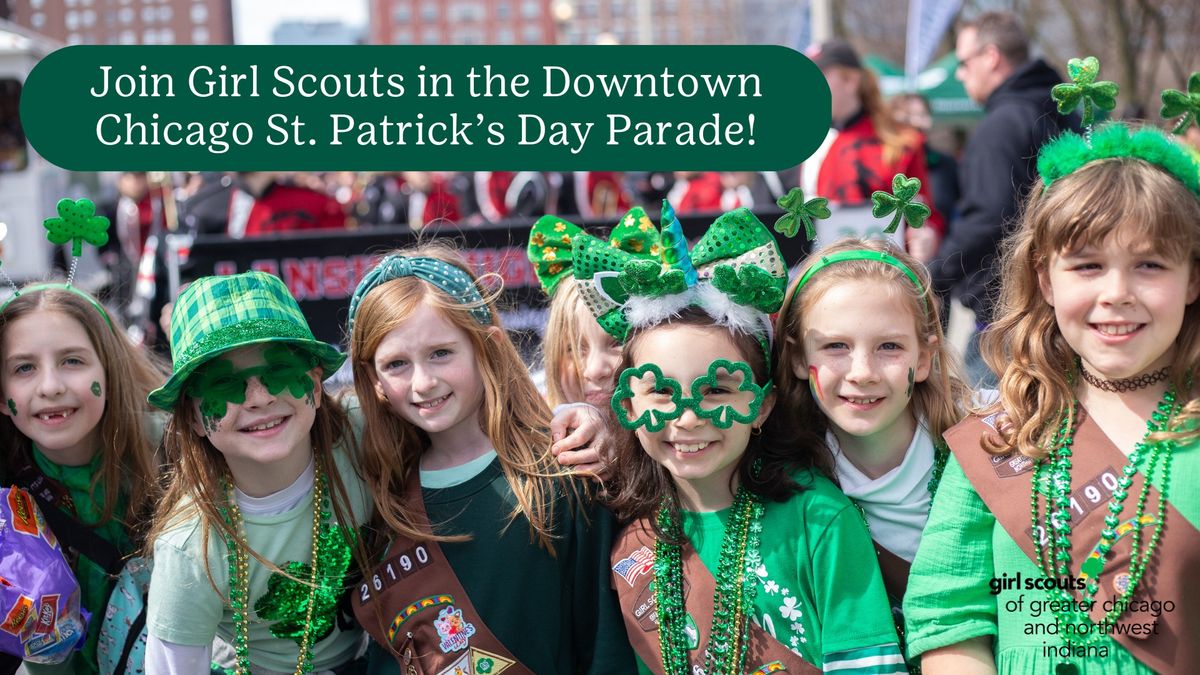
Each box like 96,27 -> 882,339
611,359 -> 772,432
185,345 -> 319,419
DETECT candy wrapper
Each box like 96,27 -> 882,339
0,486 -> 87,663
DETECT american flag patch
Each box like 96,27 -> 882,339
612,546 -> 655,587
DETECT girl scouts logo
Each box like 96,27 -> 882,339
434,606 -> 477,653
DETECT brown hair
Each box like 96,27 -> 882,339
0,286 -> 166,539
774,238 -> 969,457
983,157 -> 1200,458
960,11 -> 1030,66
831,65 -> 923,166
542,276 -> 584,407
604,307 -> 827,532
349,242 -> 581,552
145,370 -> 367,587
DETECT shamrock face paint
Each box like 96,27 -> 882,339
906,367 -> 915,399
186,344 -> 321,486
91,381 -> 102,398
6,399 -> 15,415
186,345 -> 318,420
616,323 -> 774,511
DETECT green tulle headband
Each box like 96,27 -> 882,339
0,198 -> 115,330
794,249 -> 928,308
1038,57 -> 1200,197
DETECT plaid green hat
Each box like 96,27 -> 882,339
148,271 -> 345,410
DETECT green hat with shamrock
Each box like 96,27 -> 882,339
148,271 -> 345,411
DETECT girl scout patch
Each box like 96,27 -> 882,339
434,606 -> 477,653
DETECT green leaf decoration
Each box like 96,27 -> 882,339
1051,56 -> 1119,128
255,524 -> 356,646
258,345 -> 317,401
710,264 -> 785,313
870,174 -> 932,233
773,187 -> 831,240
186,358 -> 245,420
610,363 -> 684,431
43,198 -> 110,257
689,359 -> 768,429
618,258 -> 687,298
1160,72 -> 1200,135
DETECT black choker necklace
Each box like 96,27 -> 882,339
1078,365 -> 1170,393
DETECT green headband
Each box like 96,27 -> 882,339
347,255 -> 493,334
794,249 -> 928,308
0,283 -> 116,331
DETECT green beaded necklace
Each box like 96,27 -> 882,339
654,486 -> 765,675
1030,388 -> 1176,674
218,464 -> 328,675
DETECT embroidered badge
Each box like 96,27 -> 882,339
387,594 -> 455,644
990,452 -> 1033,478
612,545 -> 655,587
750,662 -> 787,675
434,606 -> 477,653
1113,572 -> 1131,595
471,647 -> 515,674
435,650 -> 472,675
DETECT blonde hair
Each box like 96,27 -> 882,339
542,276 -> 584,407
983,157 -> 1200,458
0,286 -> 166,539
774,238 -> 969,453
349,242 -> 580,552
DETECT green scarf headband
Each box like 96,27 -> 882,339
1038,57 -> 1200,197
572,200 -> 786,357
1,198 -> 115,330
346,255 -> 493,334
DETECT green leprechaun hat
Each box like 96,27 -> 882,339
148,271 -> 345,410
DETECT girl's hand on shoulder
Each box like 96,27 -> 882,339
550,403 -> 614,479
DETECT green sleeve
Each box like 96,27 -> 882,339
902,455 -> 998,659
811,501 -> 906,673
146,523 -> 226,646
570,498 -> 638,674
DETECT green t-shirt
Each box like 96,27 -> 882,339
904,435 -> 1200,674
146,444 -> 372,672
634,470 -> 906,675
365,458 -> 636,675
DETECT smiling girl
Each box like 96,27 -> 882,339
904,116 -> 1200,673
772,238 -> 968,647
346,243 -> 633,674
1,285 -> 165,675
143,271 -> 371,674
587,209 -> 905,674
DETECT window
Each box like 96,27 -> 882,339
31,0 -> 44,8
82,10 -> 96,27
192,26 -> 209,43
521,0 -> 540,19
119,8 -> 134,23
158,6 -> 172,21
160,28 -> 174,43
421,31 -> 440,44
190,4 -> 207,22
392,28 -> 413,43
119,29 -> 136,44
522,25 -> 541,42
65,11 -> 79,30
496,1 -> 511,20
31,13 -> 46,28
495,27 -> 514,43
392,4 -> 411,22
142,6 -> 157,22
421,2 -> 438,21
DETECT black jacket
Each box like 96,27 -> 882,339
931,59 -> 1079,322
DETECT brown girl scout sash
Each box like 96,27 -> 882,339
947,410 -> 1200,673
611,520 -> 819,675
871,544 -> 910,606
351,473 -> 533,675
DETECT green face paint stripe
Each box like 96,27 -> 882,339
91,381 -> 102,397
6,399 -> 15,415
906,367 -> 915,398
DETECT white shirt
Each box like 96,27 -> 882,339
829,421 -> 936,562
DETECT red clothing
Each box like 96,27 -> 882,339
573,172 -> 631,220
668,172 -> 724,214
815,114 -> 945,236
240,183 -> 346,236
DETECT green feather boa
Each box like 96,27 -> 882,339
1037,122 -> 1200,197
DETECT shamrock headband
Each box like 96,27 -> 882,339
572,201 -> 785,355
772,173 -> 931,243
527,206 -> 662,296
1038,57 -> 1200,197
347,255 -> 493,333
792,249 -> 929,311
1,198 -> 115,330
